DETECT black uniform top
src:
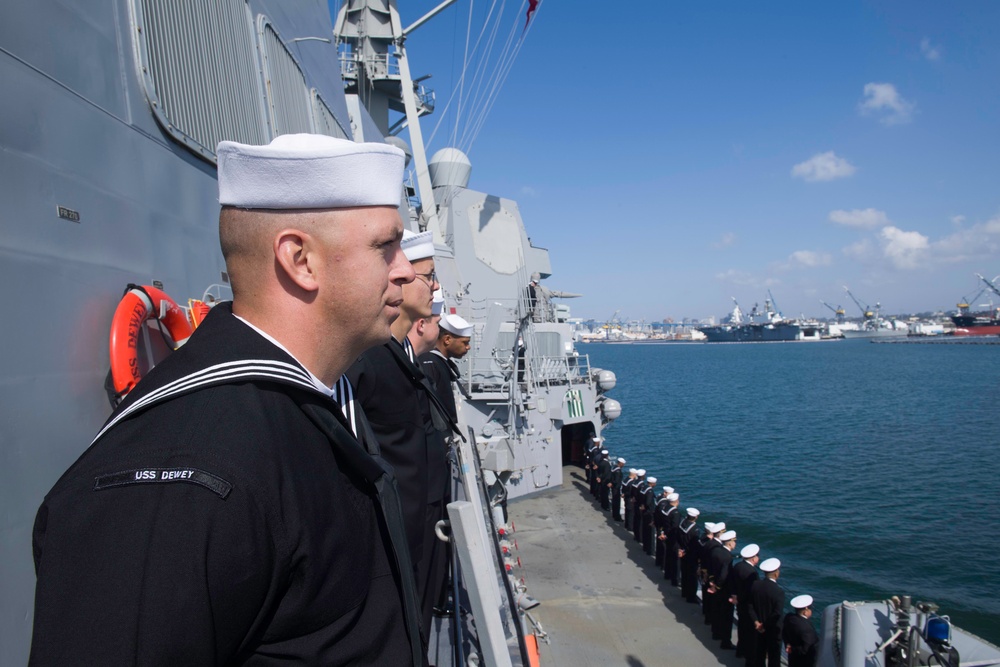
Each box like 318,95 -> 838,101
642,485 -> 657,515
783,613 -> 819,664
675,517 -> 699,556
633,478 -> 647,506
621,475 -> 636,495
748,577 -> 786,633
348,340 -> 431,555
596,456 -> 612,483
707,545 -> 734,592
731,559 -> 759,605
657,503 -> 679,536
416,351 -> 455,504
609,466 -> 623,490
699,537 -> 723,574
30,304 -> 421,666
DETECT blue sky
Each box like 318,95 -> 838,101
384,1 -> 1000,322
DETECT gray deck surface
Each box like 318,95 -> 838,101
509,467 -> 743,667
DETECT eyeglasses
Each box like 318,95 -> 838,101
414,270 -> 437,285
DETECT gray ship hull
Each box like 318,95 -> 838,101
699,323 -> 801,342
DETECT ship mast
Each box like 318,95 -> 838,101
334,0 -> 454,240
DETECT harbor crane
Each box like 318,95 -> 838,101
843,286 -> 876,321
820,301 -> 847,323
958,274 -> 1000,314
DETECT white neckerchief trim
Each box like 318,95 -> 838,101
234,315 -> 335,398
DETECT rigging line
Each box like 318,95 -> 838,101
426,0 -> 502,152
455,0 -> 509,147
464,2 -> 538,151
452,0 -> 475,151
459,0 -> 526,148
460,0 -> 527,150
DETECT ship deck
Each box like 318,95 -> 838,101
509,466 -> 742,666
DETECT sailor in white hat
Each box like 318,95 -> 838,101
709,530 -> 739,649
585,436 -> 603,492
595,449 -> 613,510
699,522 -> 724,625
638,476 -> 660,555
732,544 -> 762,660
418,294 -> 463,426
676,508 -> 701,602
749,558 -> 785,667
33,134 -> 424,665
655,489 -> 681,574
622,468 -> 639,527
631,470 -> 647,540
784,595 -> 819,667
407,290 -> 443,357
610,457 -> 627,521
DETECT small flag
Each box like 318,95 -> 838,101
523,0 -> 539,33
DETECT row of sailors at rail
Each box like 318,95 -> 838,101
584,438 -> 819,667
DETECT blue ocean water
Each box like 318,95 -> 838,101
582,339 -> 1000,644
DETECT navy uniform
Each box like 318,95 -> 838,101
783,595 -> 818,667
641,479 -> 657,556
653,492 -> 670,566
609,460 -> 625,521
595,451 -> 612,510
631,471 -> 647,540
660,494 -> 681,585
710,531 -> 737,648
699,524 -> 723,625
30,305 -> 422,665
748,558 -> 785,667
622,470 -> 638,527
675,509 -> 701,602
732,544 -> 761,665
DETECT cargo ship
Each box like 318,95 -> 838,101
951,273 -> 1000,336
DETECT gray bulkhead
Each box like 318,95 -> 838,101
0,1 -> 387,662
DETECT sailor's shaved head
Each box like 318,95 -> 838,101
219,206 -> 343,300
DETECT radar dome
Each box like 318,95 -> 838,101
428,148 -> 471,188
383,136 -> 412,168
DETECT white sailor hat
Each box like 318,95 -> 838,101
740,544 -> 760,559
402,229 -> 435,261
759,558 -> 781,573
686,508 -> 700,517
662,486 -> 674,494
600,449 -> 609,455
714,522 -> 726,533
704,522 -> 719,533
431,291 -> 445,316
790,594 -> 813,610
720,530 -> 736,542
617,457 -> 626,464
667,493 -> 679,501
592,436 -> 604,443
440,313 -> 474,337
628,468 -> 637,474
637,469 -> 646,476
646,476 -> 657,484
218,134 -> 404,209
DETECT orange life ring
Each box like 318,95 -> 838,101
109,284 -> 193,398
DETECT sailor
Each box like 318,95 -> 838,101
733,543 -> 762,665
661,492 -> 682,585
700,522 -> 724,626
586,436 -> 602,494
710,530 -> 738,649
596,449 -> 612,510
347,226 -> 451,644
419,310 -> 472,426
653,486 -> 675,567
676,507 -> 701,603
622,468 -> 638,526
783,595 -> 819,667
641,476 -> 658,555
749,557 -> 786,667
29,134 -> 423,664
407,294 -> 452,636
632,469 -> 647,541
609,458 -> 626,521
589,447 -> 603,497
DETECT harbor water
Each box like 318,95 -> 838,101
582,338 -> 1000,644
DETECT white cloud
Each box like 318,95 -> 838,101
712,232 -> 737,249
714,269 -> 779,289
880,226 -> 929,269
930,215 -> 1000,263
519,185 -> 539,197
859,83 -> 915,126
791,151 -> 857,182
843,238 -> 874,260
920,38 -> 942,62
829,208 -> 890,228
950,215 -> 966,226
787,250 -> 832,268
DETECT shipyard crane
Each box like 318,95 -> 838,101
843,286 -> 875,321
976,273 -> 1000,300
820,301 -> 847,323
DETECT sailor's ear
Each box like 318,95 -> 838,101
273,229 -> 320,293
